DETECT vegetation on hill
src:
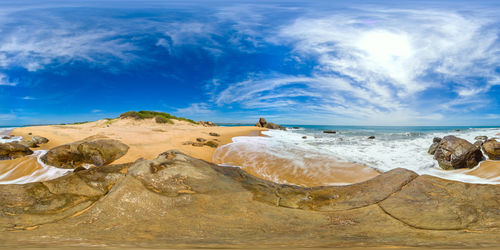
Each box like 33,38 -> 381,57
119,111 -> 198,124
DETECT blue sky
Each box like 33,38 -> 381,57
0,0 -> 499,126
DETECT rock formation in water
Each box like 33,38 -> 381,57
427,137 -> 441,155
433,135 -> 483,170
1,149 -> 500,248
482,139 -> 500,160
255,117 -> 286,130
41,137 -> 129,169
0,142 -> 33,160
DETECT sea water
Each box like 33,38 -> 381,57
215,125 -> 500,185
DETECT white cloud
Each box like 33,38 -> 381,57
0,73 -> 15,86
175,103 -> 213,115
22,96 -> 35,100
211,8 -> 499,124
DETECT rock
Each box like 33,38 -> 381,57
455,129 -> 460,132
182,141 -> 194,145
434,135 -> 483,170
475,136 -> 488,141
73,166 -> 87,172
255,122 -> 262,127
41,138 -> 129,169
31,136 -> 49,144
0,142 -> 34,160
265,122 -> 286,130
18,140 -> 38,148
368,136 -> 375,139
3,151 -> 500,247
199,121 -> 216,127
482,139 -> 500,160
204,141 -> 219,148
259,117 -> 267,126
427,137 -> 442,155
28,132 -> 32,135
1,136 -> 11,139
209,132 -> 220,137
323,130 -> 336,134
380,175 -> 500,230
474,140 -> 483,148
191,142 -> 204,147
293,127 -> 300,129
302,136 -> 307,139
196,138 -> 206,142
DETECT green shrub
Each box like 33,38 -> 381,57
119,111 -> 198,124
155,116 -> 173,124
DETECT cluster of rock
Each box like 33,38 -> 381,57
199,121 -> 216,127
428,135 -> 500,170
182,132 -> 220,148
0,135 -> 50,160
254,118 -> 286,130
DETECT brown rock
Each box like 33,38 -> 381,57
41,138 -> 129,169
368,136 -> 375,139
474,136 -> 488,141
0,142 -> 33,160
196,138 -> 206,142
209,132 -> 220,137
18,140 -> 38,148
1,136 -> 11,139
323,130 -> 336,134
204,141 -> 219,148
380,175 -> 500,230
482,139 -> 500,160
31,135 -> 49,144
191,142 -> 204,147
434,135 -> 483,170
302,136 -> 307,139
427,137 -> 442,155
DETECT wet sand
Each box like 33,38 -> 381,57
213,143 -> 380,187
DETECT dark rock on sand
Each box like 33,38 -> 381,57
209,132 -> 220,137
434,135 -> 483,170
182,141 -> 193,145
199,121 -> 216,127
323,130 -> 336,134
18,140 -> 38,148
1,136 -> 11,140
196,138 -> 206,142
0,142 -> 33,160
427,137 -> 442,155
31,135 -> 49,144
368,136 -> 375,139
482,139 -> 500,160
73,166 -> 87,172
41,137 -> 129,169
191,142 -> 204,147
204,141 -> 219,148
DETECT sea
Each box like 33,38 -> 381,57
215,125 -> 500,185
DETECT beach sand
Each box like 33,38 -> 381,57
2,118 -> 382,186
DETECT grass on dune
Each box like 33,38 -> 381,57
119,111 -> 198,125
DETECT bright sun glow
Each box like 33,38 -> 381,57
357,30 -> 413,61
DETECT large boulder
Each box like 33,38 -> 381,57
31,135 -> 49,144
41,138 -> 129,169
482,139 -> 500,160
434,135 -> 483,170
0,142 -> 33,160
427,137 -> 442,155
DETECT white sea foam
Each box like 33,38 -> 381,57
0,127 -> 22,143
215,127 -> 500,185
0,150 -> 72,184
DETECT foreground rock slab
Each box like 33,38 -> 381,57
1,151 -> 500,248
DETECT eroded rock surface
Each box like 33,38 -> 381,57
41,138 -> 129,169
482,139 -> 500,160
0,142 -> 33,160
1,151 -> 500,248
